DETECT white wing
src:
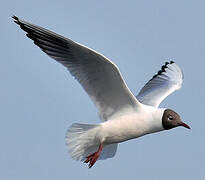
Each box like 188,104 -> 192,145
13,16 -> 140,121
136,61 -> 183,107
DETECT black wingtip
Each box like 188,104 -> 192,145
150,60 -> 176,80
12,15 -> 18,20
12,15 -> 19,21
165,60 -> 175,65
148,60 -> 177,83
12,15 -> 20,25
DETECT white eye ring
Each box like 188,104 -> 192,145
168,115 -> 173,120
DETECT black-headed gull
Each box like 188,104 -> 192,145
13,16 -> 190,168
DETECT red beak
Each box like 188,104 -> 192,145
179,122 -> 191,129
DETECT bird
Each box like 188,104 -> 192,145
13,16 -> 190,168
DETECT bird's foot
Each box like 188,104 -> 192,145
84,144 -> 103,168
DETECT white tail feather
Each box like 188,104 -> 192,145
65,123 -> 118,161
65,123 -> 101,161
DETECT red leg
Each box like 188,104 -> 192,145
84,144 -> 103,168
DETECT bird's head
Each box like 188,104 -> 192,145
162,109 -> 190,130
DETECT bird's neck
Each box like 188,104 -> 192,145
141,106 -> 165,135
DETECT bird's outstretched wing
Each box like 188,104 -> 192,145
136,61 -> 183,107
13,16 -> 140,121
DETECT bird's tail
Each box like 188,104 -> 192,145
65,123 -> 118,161
65,123 -> 101,161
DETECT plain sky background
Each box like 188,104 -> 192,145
1,0 -> 205,179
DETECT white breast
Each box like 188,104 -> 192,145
99,106 -> 165,144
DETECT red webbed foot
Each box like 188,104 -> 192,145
84,144 -> 103,168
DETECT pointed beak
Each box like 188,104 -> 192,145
179,121 -> 191,129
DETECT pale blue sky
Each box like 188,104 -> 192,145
1,0 -> 204,179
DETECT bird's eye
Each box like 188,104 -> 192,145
168,115 -> 173,120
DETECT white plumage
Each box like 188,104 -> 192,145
137,62 -> 183,107
13,16 -> 189,168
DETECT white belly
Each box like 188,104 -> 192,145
99,110 -> 164,144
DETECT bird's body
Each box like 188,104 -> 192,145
13,16 -> 190,168
101,105 -> 164,144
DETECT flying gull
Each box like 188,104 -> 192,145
13,16 -> 190,168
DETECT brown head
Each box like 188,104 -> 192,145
162,109 -> 190,130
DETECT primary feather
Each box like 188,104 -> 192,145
136,61 -> 183,107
